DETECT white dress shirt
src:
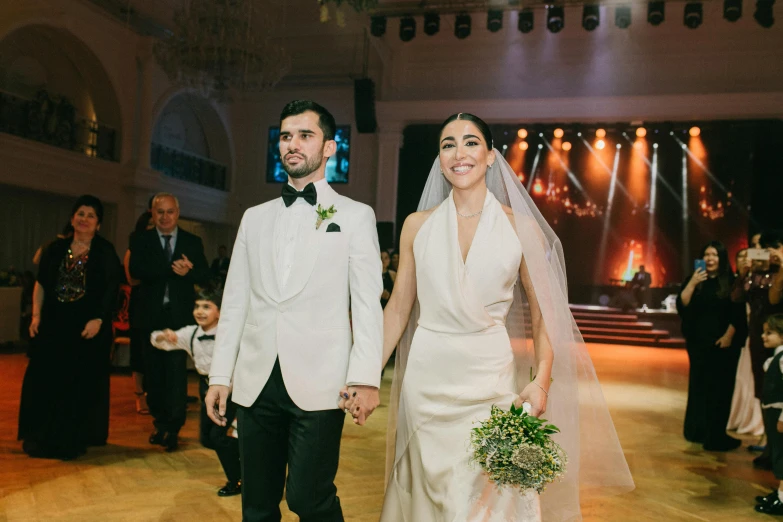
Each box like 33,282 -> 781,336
274,179 -> 328,290
762,344 -> 783,421
150,323 -> 217,376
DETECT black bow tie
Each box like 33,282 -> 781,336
282,183 -> 317,207
198,334 -> 215,341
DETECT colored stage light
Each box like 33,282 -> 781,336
517,172 -> 525,183
562,141 -> 572,151
596,139 -> 606,150
636,127 -> 647,137
547,6 -> 565,33
554,128 -> 564,138
689,126 -> 701,137
517,129 -> 528,139
596,128 -> 606,138
533,181 -> 544,195
519,141 -> 529,150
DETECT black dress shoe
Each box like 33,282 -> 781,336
163,432 -> 178,452
754,454 -> 773,470
756,490 -> 779,505
756,497 -> 783,515
703,437 -> 742,452
149,430 -> 166,446
217,480 -> 241,497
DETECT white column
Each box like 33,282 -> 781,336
374,123 -> 404,225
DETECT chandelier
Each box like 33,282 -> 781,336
154,0 -> 290,99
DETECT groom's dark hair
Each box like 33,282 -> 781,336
280,100 -> 337,141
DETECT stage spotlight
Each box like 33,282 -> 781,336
562,141 -> 572,151
370,16 -> 387,37
582,5 -> 600,30
754,0 -> 775,27
518,172 -> 526,183
424,13 -> 440,35
615,6 -> 632,28
577,132 -> 582,137
596,128 -> 606,138
554,128 -> 564,138
684,2 -> 703,28
487,10 -> 504,32
519,141 -> 529,150
518,9 -> 534,33
533,181 -> 544,195
636,127 -> 647,137
596,139 -> 606,150
689,126 -> 701,136
399,16 -> 416,42
653,143 -> 659,148
547,6 -> 565,33
616,144 -> 622,149
538,144 -> 543,149
647,1 -> 665,25
455,13 -> 472,38
517,129 -> 528,139
724,0 -> 742,21
633,141 -> 643,149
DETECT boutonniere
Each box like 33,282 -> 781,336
315,204 -> 337,230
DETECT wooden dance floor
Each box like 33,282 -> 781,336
0,344 -> 775,521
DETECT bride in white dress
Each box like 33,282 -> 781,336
343,114 -> 634,521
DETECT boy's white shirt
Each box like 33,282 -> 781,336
762,344 -> 783,421
150,324 -> 218,376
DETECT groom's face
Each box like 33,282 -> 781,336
279,111 -> 335,179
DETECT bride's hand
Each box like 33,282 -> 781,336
515,381 -> 548,417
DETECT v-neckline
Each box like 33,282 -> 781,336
452,191 -> 489,267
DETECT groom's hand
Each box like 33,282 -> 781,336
205,384 -> 230,426
338,385 -> 379,426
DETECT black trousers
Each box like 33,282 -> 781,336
237,359 -> 345,522
198,376 -> 241,483
763,407 -> 783,480
144,308 -> 188,435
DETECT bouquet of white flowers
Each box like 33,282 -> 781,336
470,403 -> 567,493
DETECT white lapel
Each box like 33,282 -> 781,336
257,201 -> 282,303
280,184 -> 338,302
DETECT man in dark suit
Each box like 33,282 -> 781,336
631,265 -> 653,310
129,193 -> 209,451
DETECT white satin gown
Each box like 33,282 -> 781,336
381,190 -> 542,521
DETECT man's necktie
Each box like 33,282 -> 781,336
163,235 -> 173,262
282,183 -> 317,207
198,334 -> 215,341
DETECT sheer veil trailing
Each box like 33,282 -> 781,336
385,149 -> 635,521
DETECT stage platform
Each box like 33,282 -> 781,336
570,304 -> 686,348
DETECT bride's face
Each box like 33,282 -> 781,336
439,120 -> 495,191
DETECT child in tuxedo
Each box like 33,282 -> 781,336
756,313 -> 783,514
151,287 -> 241,497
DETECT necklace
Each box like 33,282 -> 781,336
456,208 -> 483,218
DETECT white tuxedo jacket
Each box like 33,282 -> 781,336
209,183 -> 384,410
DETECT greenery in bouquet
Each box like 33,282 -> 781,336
470,403 -> 567,493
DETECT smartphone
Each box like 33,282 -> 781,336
748,248 -> 771,261
694,259 -> 706,272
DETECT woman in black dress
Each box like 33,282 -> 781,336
18,195 -> 121,459
677,240 -> 747,451
380,250 -> 396,309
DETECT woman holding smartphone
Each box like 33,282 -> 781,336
678,241 -> 747,451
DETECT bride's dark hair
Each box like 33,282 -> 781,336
439,113 -> 493,150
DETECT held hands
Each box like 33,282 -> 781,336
29,316 -> 40,338
81,319 -> 102,339
205,384 -> 230,427
172,254 -> 193,276
338,385 -> 380,426
688,268 -> 708,288
515,380 -> 548,418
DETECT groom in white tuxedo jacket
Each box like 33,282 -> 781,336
206,101 -> 384,522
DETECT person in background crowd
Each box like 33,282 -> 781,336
18,195 -> 121,460
124,210 -> 154,414
678,240 -> 747,451
753,314 -> 783,515
211,245 -> 230,283
380,250 -> 396,309
631,265 -> 652,311
129,193 -> 209,452
390,250 -> 400,273
150,286 -> 241,497
734,231 -> 783,468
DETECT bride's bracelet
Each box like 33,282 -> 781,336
532,380 -> 549,397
